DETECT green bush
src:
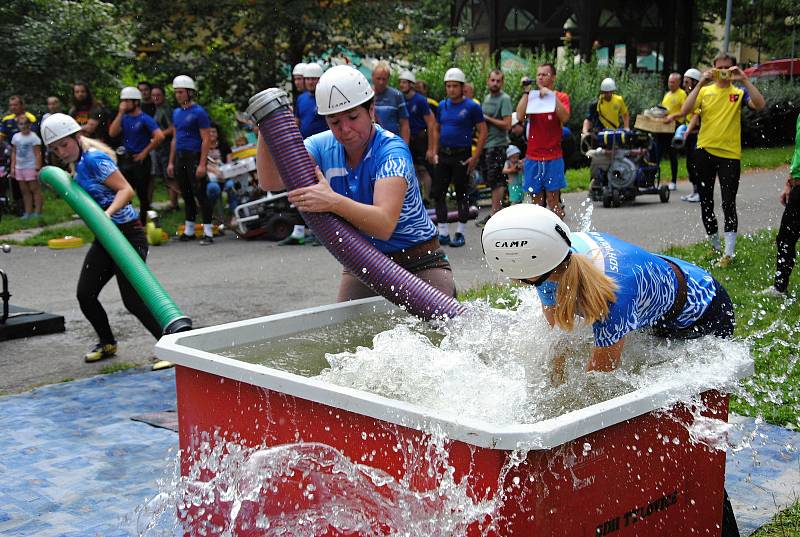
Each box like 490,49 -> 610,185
742,78 -> 800,147
411,42 -> 664,134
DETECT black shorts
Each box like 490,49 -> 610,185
410,131 -> 429,165
480,145 -> 508,189
652,279 -> 734,339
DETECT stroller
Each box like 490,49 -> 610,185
586,129 -> 669,208
222,157 -> 304,241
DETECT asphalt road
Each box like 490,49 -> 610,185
0,166 -> 788,394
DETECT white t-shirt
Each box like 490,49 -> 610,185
11,131 -> 42,170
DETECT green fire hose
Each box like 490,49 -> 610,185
39,166 -> 192,335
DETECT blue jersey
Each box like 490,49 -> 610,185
436,98 -> 484,148
1,112 -> 38,139
295,91 -> 329,139
536,231 -> 718,347
304,125 -> 436,253
172,103 -> 210,153
75,149 -> 139,225
121,112 -> 160,154
374,87 -> 409,137
405,92 -> 432,138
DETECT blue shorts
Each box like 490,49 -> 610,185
523,158 -> 566,194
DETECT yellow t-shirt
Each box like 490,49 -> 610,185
596,94 -> 628,129
696,84 -> 749,160
661,88 -> 687,117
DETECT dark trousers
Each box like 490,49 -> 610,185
119,154 -> 152,225
432,147 -> 471,225
775,185 -> 800,292
76,221 -> 162,344
175,150 -> 212,224
695,149 -> 741,235
685,133 -> 699,191
655,133 -> 679,183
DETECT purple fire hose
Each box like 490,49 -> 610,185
246,89 -> 466,321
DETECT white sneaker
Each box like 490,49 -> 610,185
685,192 -> 700,203
710,234 -> 722,253
759,286 -> 786,298
668,183 -> 677,191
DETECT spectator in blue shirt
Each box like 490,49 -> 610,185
371,61 -> 410,145
294,63 -> 329,139
399,70 -> 436,201
167,75 -> 214,245
257,65 -> 455,300
108,87 -> 164,224
431,67 -> 487,248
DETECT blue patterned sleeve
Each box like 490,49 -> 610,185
374,141 -> 414,185
88,153 -> 119,183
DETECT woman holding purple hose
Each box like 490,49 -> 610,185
257,65 -> 456,301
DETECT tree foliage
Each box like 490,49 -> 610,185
125,0 -> 451,108
0,0 -> 130,107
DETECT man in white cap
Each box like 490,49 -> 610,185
664,68 -> 702,202
399,69 -> 436,201
108,86 -> 164,225
582,78 -> 629,134
294,62 -> 328,139
167,74 -> 214,245
291,62 -> 307,106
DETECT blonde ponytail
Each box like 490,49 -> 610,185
78,136 -> 117,162
553,253 -> 618,331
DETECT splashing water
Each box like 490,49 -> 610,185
132,432 -> 502,537
318,287 -> 752,425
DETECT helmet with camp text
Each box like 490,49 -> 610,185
315,65 -> 375,115
481,204 -> 572,280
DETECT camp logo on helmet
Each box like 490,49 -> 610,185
328,85 -> 351,110
495,240 -> 529,249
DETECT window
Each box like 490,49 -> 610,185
505,7 -> 537,32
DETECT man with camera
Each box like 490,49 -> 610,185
515,63 -> 570,218
681,52 -> 765,267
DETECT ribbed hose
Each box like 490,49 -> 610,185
39,166 -> 192,335
247,89 -> 466,321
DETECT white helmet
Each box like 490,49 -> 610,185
120,86 -> 142,100
292,62 -> 307,76
173,75 -> 196,90
684,68 -> 702,82
444,67 -> 466,84
600,77 -> 617,92
399,70 -> 416,83
481,204 -> 572,280
304,63 -> 324,79
41,113 -> 81,145
315,65 -> 375,115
